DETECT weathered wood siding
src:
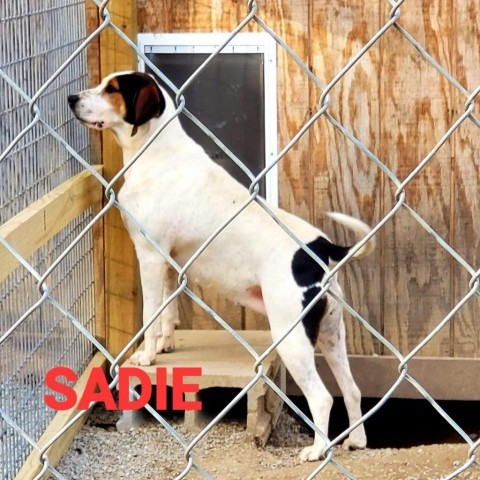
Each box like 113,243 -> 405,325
137,0 -> 480,358
451,1 -> 480,359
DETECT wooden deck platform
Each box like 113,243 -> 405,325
117,330 -> 285,447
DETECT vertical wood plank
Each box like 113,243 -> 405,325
261,0 -> 311,219
139,0 -> 239,34
85,1 -> 102,164
86,0 -> 105,346
137,0 -> 173,32
309,0 -> 381,355
100,0 -> 141,358
380,0 -> 454,357
451,1 -> 480,358
92,203 -> 105,346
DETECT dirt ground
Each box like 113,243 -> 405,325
57,403 -> 480,480
196,441 -> 478,480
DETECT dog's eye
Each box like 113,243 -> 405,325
104,84 -> 118,94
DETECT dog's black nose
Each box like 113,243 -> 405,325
67,94 -> 79,107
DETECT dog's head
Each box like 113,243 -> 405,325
68,71 -> 166,137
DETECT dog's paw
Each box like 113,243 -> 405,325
342,424 -> 367,451
299,444 -> 324,462
342,432 -> 367,451
156,336 -> 175,354
130,350 -> 156,366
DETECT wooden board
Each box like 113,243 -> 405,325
99,0 -> 142,358
309,1 -> 382,356
259,1 -> 312,217
287,354 -> 480,401
451,0 -> 480,358
139,1 -> 242,34
0,167 -> 103,283
85,3 -> 105,346
92,201 -> 106,346
85,1 -> 102,164
14,353 -> 107,480
379,0 -> 454,357
120,330 -> 283,446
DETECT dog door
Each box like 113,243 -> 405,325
138,33 -> 277,204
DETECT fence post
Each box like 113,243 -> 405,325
99,0 -> 141,358
85,1 -> 107,349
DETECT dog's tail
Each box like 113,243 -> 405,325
326,212 -> 376,262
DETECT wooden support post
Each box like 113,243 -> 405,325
86,2 -> 106,347
99,0 -> 141,359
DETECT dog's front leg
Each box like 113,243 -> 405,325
156,267 -> 180,354
130,248 -> 168,367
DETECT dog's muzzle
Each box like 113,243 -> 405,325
68,95 -> 104,129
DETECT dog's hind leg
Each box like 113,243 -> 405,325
318,306 -> 367,451
156,267 -> 180,354
274,326 -> 333,461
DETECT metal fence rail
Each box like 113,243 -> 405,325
0,0 -> 479,479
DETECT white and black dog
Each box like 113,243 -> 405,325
68,71 -> 374,461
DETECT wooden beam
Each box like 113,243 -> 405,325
92,201 -> 106,347
85,0 -> 102,165
14,353 -> 107,480
99,0 -> 141,359
286,355 -> 480,401
84,1 -> 106,347
0,167 -> 103,283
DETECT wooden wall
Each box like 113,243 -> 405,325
136,0 -> 480,358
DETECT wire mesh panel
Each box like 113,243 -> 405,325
0,214 -> 96,479
0,1 -> 95,478
0,0 -> 479,479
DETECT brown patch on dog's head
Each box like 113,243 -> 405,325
102,77 -> 127,117
106,72 -> 166,136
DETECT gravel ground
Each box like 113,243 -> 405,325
57,403 -> 480,480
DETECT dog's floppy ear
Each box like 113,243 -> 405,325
117,73 -> 166,136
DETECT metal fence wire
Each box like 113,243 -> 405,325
0,0 -> 479,479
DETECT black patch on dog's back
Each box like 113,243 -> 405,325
291,237 -> 350,287
291,237 -> 351,345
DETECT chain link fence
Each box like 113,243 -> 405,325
1,0 -> 479,479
